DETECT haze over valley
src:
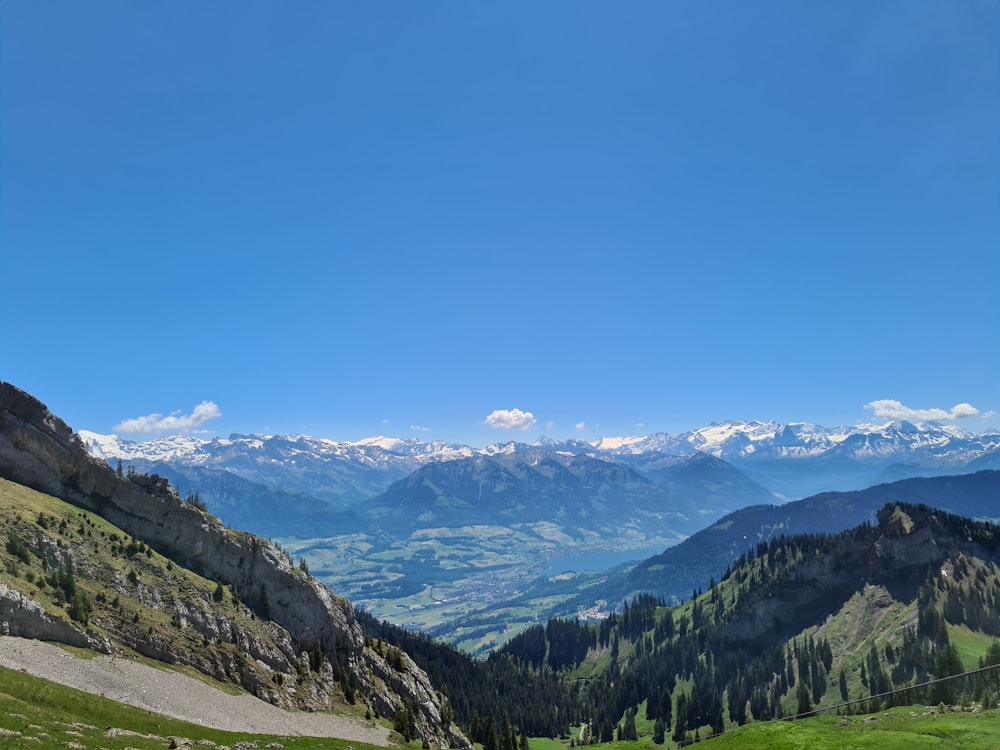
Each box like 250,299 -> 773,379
79,418 -> 1000,651
3,1 -> 998,747
3,382 -> 1000,748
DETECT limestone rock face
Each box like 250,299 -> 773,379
719,504 -> 987,645
0,382 -> 468,749
0,581 -> 110,652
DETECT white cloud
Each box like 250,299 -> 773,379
485,408 -> 536,430
382,418 -> 390,425
634,422 -> 645,430
981,410 -> 997,419
115,401 -> 222,435
575,421 -> 586,431
546,421 -> 555,431
864,399 -> 982,422
410,424 -> 431,432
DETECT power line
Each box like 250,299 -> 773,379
676,662 -> 1000,747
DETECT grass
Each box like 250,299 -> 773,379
282,526 -> 651,651
527,707 -> 1000,750
698,706 -> 1000,749
949,624 -> 999,671
0,477 -> 360,712
529,740 -> 659,750
528,737 -> 572,750
0,665 -> 394,750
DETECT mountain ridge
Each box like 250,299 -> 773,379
621,469 -> 1000,606
0,382 -> 469,749
81,418 -> 1000,504
81,418 -> 1000,468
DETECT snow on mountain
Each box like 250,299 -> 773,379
682,420 -> 782,456
75,420 -> 1000,538
592,421 -> 835,460
79,430 -> 209,463
589,435 -> 647,451
590,420 -> 998,464
347,435 -> 409,451
589,432 -> 690,455
79,419 -> 1000,496
827,421 -> 994,466
483,441 -> 518,456
929,422 -> 978,440
79,429 -> 476,473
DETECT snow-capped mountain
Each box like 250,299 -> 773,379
591,420 -> 999,498
79,430 -> 477,508
593,419 -> 998,463
79,419 -> 1000,509
81,430 -> 475,469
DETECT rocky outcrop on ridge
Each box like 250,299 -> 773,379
0,382 -> 468,749
0,581 -> 110,651
719,503 -> 1000,644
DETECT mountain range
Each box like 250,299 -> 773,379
378,499 -> 1000,745
427,469 -> 1000,650
356,451 -> 776,540
77,417 -> 1000,644
604,470 -> 1000,606
3,382 -> 1000,747
82,418 -> 1000,506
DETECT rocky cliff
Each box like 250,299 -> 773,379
0,382 -> 468,749
720,502 -> 1000,644
0,580 -> 110,650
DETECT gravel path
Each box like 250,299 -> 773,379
0,636 -> 390,744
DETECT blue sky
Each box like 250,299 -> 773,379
2,1 -> 998,445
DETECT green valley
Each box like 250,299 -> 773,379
3,383 -> 1000,750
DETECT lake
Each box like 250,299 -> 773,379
544,545 -> 667,576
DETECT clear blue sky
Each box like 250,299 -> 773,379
2,1 -> 998,445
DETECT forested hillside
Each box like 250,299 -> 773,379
366,503 -> 1000,746
620,470 -> 999,604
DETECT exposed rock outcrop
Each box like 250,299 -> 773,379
0,382 -> 468,749
0,581 -> 110,652
720,503 -> 999,644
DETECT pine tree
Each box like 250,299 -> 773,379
652,717 -> 665,745
673,693 -> 688,743
260,586 -> 273,620
622,708 -> 638,741
796,683 -> 813,717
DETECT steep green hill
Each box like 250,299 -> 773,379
4,380 -> 999,749
485,503 -> 1000,745
622,470 -> 999,604
0,382 -> 468,749
0,476 -> 335,703
0,663 -> 386,750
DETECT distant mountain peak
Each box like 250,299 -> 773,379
347,435 -> 412,450
78,416 -> 1000,504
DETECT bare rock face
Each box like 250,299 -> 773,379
0,581 -> 110,652
0,382 -> 469,749
719,504 -> 988,645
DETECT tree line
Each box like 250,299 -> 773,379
357,502 -> 1000,744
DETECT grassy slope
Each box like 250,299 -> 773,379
950,624 -> 998,672
702,707 -> 1000,749
0,477 -> 264,680
0,476 -> 368,719
534,708 -> 1000,750
556,540 -> 1000,749
0,665 -> 393,750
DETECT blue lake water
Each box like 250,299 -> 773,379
544,545 -> 667,576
